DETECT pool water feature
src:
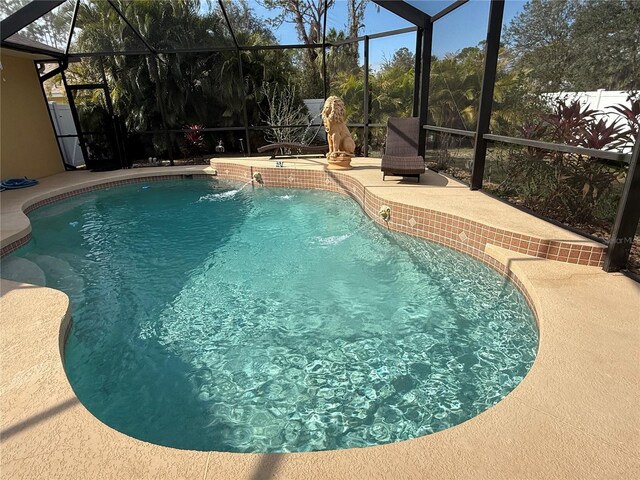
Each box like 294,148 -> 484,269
1,179 -> 538,452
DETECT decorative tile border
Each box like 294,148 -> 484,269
213,162 -> 606,268
361,193 -> 606,267
21,175 -> 212,215
0,232 -> 32,257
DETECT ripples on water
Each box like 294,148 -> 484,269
1,179 -> 538,452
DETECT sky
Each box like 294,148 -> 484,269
245,0 -> 527,69
5,0 -> 527,65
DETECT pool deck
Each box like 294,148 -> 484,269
1,158 -> 639,479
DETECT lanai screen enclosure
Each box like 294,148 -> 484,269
1,0 -> 638,275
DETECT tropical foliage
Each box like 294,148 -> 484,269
34,0 -> 636,160
485,98 -> 638,228
63,0 -> 406,154
68,0 -> 293,156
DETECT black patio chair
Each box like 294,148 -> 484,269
381,117 -> 425,182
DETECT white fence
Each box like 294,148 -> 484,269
545,90 -> 635,153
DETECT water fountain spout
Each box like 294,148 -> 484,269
252,172 -> 264,185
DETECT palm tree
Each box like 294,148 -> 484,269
428,48 -> 483,131
71,0 -> 297,156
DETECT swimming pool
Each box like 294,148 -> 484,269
1,178 -> 537,452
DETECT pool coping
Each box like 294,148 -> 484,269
1,162 -> 639,479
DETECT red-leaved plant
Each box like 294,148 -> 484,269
578,118 -> 625,150
496,96 -> 637,227
182,124 -> 206,163
542,99 -> 597,146
610,97 -> 640,148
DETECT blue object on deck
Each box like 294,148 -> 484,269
1,177 -> 39,191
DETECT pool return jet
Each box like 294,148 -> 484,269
233,172 -> 265,194
252,172 -> 264,186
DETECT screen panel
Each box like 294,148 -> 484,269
5,0 -> 75,52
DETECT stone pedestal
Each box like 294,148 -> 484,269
327,153 -> 354,170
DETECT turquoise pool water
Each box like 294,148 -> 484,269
1,179 -> 537,452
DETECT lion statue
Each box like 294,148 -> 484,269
322,96 -> 356,158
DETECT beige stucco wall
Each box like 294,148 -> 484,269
0,50 -> 63,179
